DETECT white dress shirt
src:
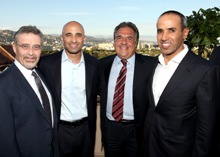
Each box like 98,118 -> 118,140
152,45 -> 188,105
107,54 -> 135,120
60,51 -> 87,122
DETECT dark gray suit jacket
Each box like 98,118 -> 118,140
0,63 -> 59,157
143,50 -> 220,157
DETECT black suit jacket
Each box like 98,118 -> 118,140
99,53 -> 156,149
38,51 -> 100,152
143,50 -> 220,157
210,46 -> 220,67
0,63 -> 59,157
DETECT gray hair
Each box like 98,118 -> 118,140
14,25 -> 44,45
113,21 -> 139,42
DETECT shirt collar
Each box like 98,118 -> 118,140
114,54 -> 135,66
158,44 -> 188,65
61,50 -> 85,65
14,59 -> 34,79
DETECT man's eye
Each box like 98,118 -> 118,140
127,37 -> 133,40
22,44 -> 29,49
33,45 -> 41,50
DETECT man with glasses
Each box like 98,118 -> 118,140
0,25 -> 59,157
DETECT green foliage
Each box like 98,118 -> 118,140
186,7 -> 220,58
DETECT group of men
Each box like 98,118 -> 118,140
0,10 -> 220,157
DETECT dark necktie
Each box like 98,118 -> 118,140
32,71 -> 51,124
112,59 -> 127,122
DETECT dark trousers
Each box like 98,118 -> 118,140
58,120 -> 92,157
104,119 -> 138,157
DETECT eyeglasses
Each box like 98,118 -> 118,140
16,43 -> 42,51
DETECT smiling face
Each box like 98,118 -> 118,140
61,21 -> 86,55
12,33 -> 42,70
114,26 -> 137,60
157,13 -> 189,61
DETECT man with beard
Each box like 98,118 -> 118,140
143,10 -> 220,157
38,21 -> 100,157
0,25 -> 59,157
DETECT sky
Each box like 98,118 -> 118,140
1,0 -> 219,41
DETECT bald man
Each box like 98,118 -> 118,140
38,21 -> 100,157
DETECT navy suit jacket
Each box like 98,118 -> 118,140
99,53 -> 156,149
143,50 -> 220,157
0,63 -> 59,157
38,51 -> 100,153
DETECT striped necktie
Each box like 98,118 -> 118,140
112,59 -> 127,122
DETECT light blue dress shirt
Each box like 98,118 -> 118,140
60,51 -> 87,122
106,54 -> 135,120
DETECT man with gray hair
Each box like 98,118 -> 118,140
0,25 -> 59,157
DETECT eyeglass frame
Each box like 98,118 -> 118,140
15,43 -> 42,51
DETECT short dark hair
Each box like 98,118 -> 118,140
14,25 -> 44,45
113,21 -> 139,42
158,10 -> 188,30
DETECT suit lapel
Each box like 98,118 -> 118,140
149,58 -> 159,108
133,54 -> 145,91
157,51 -> 194,107
84,52 -> 95,103
104,55 -> 115,87
50,52 -> 62,103
11,64 -> 51,124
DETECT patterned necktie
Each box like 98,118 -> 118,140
32,71 -> 51,124
112,59 -> 127,122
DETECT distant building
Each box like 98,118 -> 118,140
98,42 -> 114,50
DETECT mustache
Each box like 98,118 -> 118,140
24,55 -> 37,59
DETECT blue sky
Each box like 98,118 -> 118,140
1,0 -> 219,40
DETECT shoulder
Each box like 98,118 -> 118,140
188,51 -> 213,66
38,51 -> 62,69
83,52 -> 99,62
40,51 -> 62,62
0,64 -> 16,86
135,53 -> 157,64
186,51 -> 218,75
100,54 -> 116,64
209,46 -> 220,66
83,52 -> 100,68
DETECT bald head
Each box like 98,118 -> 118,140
60,21 -> 86,56
62,21 -> 85,35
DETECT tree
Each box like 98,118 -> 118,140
186,7 -> 220,58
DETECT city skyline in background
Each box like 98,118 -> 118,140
1,0 -> 219,41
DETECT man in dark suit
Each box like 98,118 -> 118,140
210,46 -> 220,67
0,26 -> 59,157
38,21 -> 100,157
99,21 -> 155,157
143,10 -> 220,157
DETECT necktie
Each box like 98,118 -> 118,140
112,59 -> 127,122
32,71 -> 52,124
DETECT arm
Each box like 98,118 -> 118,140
0,85 -> 20,157
193,66 -> 220,156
